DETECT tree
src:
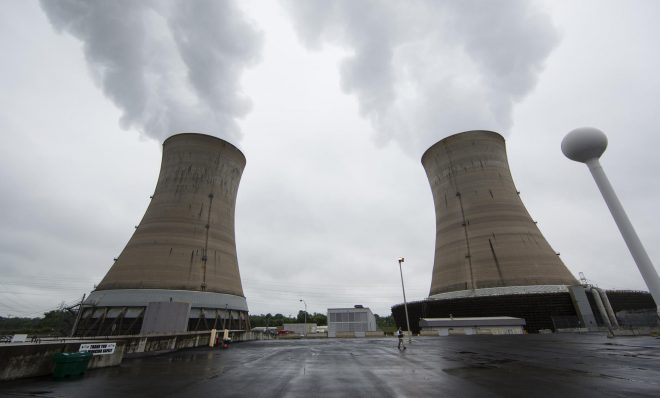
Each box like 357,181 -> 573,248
249,313 -> 296,328
0,309 -> 76,336
308,312 -> 327,326
375,314 -> 396,334
40,309 -> 75,336
295,311 -> 326,325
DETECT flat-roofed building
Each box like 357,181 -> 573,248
419,316 -> 526,336
283,323 -> 317,336
328,306 -> 377,337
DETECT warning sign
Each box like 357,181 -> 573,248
79,342 -> 116,355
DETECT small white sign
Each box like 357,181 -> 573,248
79,342 -> 116,355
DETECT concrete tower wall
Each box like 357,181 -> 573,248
422,131 -> 578,296
77,133 -> 249,336
95,133 -> 246,296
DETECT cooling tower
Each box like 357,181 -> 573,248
391,130 -> 657,334
421,130 -> 578,297
75,133 -> 249,336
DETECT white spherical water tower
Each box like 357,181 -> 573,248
562,127 -> 660,317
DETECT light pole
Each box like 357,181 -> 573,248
299,299 -> 307,337
398,257 -> 412,343
562,127 -> 660,318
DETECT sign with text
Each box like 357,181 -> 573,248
79,342 -> 116,355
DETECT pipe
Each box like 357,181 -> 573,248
596,288 -> 619,328
590,288 -> 612,330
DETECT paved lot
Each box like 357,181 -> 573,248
1,333 -> 659,397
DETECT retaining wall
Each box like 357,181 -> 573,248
0,330 -> 272,381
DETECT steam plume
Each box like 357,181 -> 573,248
40,0 -> 262,142
283,0 -> 559,154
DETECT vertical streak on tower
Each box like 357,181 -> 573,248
456,192 -> 475,290
422,131 -> 577,297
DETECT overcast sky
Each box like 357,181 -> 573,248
1,0 -> 659,318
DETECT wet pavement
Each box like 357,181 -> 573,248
1,333 -> 659,397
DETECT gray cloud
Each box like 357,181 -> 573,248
39,0 -> 263,142
5,0 -> 658,319
282,0 -> 559,154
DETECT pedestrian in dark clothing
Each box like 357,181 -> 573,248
397,327 -> 406,350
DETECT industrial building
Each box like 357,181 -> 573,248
283,323 -> 317,336
328,306 -> 377,337
73,133 -> 249,336
393,130 -> 657,333
419,316 -> 526,336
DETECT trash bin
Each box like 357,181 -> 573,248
52,352 -> 93,379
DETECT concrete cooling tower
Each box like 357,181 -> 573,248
392,130 -> 657,334
422,130 -> 578,296
74,133 -> 249,336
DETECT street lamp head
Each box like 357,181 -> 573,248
561,127 -> 608,163
398,257 -> 404,263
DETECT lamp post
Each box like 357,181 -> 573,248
299,299 -> 307,337
398,257 -> 412,343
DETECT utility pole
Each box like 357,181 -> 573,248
299,299 -> 307,337
70,293 -> 86,337
398,257 -> 412,343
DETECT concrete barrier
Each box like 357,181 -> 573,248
332,331 -> 386,338
556,328 -> 589,333
0,341 -> 126,381
0,343 -> 65,381
303,333 -> 328,339
611,326 -> 660,336
0,330 -> 275,381
0,332 -> 210,380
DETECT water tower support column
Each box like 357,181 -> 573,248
562,127 -> 660,317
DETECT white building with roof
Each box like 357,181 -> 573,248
327,306 -> 377,337
419,316 -> 526,336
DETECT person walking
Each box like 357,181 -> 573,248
396,327 -> 406,350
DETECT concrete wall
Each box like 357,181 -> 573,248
0,330 -> 245,381
0,341 -> 125,381
123,331 -> 211,356
140,301 -> 191,335
421,326 -> 524,336
283,323 -> 317,335
331,331 -> 385,338
0,330 -> 275,381
0,343 -> 67,381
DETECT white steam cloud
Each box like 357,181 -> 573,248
283,0 -> 559,154
40,0 -> 263,142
